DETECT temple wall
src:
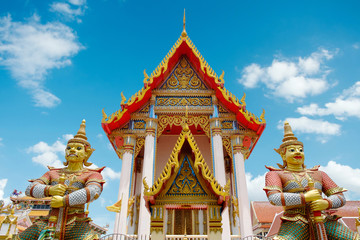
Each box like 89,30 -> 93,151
155,135 -> 212,180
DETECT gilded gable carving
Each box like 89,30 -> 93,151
160,57 -> 207,90
167,156 -> 206,196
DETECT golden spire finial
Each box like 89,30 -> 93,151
274,121 -> 303,155
68,119 -> 91,147
182,9 -> 187,37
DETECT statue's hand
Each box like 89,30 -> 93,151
50,196 -> 64,208
49,184 -> 66,196
304,189 -> 322,202
310,199 -> 329,211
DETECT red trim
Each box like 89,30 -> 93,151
102,38 -> 266,138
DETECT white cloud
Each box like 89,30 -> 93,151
0,179 -> 8,200
89,164 -> 121,182
297,81 -> 360,120
28,134 -> 120,181
50,0 -> 87,22
320,161 -> 360,200
0,14 -> 82,108
246,172 -> 267,201
353,43 -> 359,50
238,49 -> 336,102
278,117 -> 341,143
0,137 -> 3,146
27,135 -> 70,168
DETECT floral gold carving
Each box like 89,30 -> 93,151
160,57 -> 207,90
222,137 -> 232,160
156,97 -> 211,107
231,196 -> 239,225
134,121 -> 145,129
167,157 -> 205,195
134,137 -> 145,160
157,115 -> 210,139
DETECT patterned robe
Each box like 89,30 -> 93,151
264,166 -> 359,240
18,167 -> 105,240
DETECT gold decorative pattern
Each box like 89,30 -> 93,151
160,57 -> 207,90
134,137 -> 145,160
218,105 -> 228,114
324,186 -> 346,196
167,157 -> 206,195
231,196 -> 239,225
157,115 -> 210,139
156,97 -> 211,107
143,124 -> 229,198
102,33 -> 265,126
133,121 -> 146,129
222,137 -> 232,160
139,104 -> 150,114
221,121 -> 233,129
127,196 -> 135,225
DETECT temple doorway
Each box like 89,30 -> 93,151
174,209 -> 192,234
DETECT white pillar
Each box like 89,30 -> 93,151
210,118 -> 231,240
199,209 -> 204,235
114,135 -> 136,234
232,135 -> 253,237
137,118 -> 157,238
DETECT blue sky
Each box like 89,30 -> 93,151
1,0 -> 360,232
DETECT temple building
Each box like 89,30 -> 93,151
101,17 -> 266,239
0,196 -> 107,239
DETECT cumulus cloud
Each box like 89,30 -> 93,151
0,14 -> 82,107
238,49 -> 336,102
0,179 -> 8,200
27,134 -> 120,181
297,81 -> 360,120
27,135 -> 70,168
246,172 -> 267,201
278,117 -> 341,143
50,0 -> 87,22
89,164 -> 121,181
320,161 -> 360,200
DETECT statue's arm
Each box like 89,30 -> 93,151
63,172 -> 105,207
263,171 -> 306,207
25,172 -> 52,198
321,171 -> 346,209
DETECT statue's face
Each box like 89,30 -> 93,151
65,142 -> 87,163
283,144 -> 304,166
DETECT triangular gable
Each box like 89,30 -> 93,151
143,123 -> 229,208
101,32 -> 266,138
166,155 -> 207,196
159,56 -> 208,91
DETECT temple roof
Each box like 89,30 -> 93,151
101,30 -> 266,136
143,123 -> 230,209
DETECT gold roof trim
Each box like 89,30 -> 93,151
102,32 -> 266,125
143,124 -> 229,198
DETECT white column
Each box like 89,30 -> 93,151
232,135 -> 253,237
137,118 -> 157,238
199,209 -> 204,235
210,118 -> 231,240
114,135 -> 135,234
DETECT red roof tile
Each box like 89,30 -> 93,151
251,201 -> 283,223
